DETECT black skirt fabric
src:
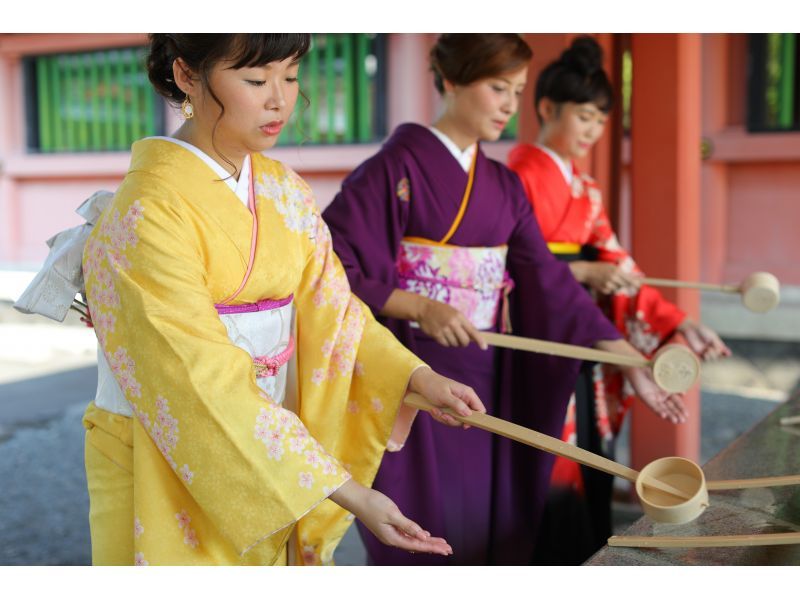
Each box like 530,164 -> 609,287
532,247 -> 615,565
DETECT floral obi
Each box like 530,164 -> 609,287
397,238 -> 514,331
95,296 -> 296,417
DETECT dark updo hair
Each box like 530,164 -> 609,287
146,34 -> 310,175
147,34 -> 310,105
430,33 -> 533,95
534,35 -> 614,122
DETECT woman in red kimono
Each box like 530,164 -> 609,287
508,36 -> 730,564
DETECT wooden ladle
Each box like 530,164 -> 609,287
404,394 -> 800,526
641,271 -> 780,314
481,331 -> 700,394
404,394 -> 696,506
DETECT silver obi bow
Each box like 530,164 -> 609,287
13,190 -> 114,322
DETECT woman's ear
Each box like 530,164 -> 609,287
172,57 -> 198,97
442,78 -> 457,96
537,97 -> 556,124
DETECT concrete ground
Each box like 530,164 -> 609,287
1,299 -> 798,565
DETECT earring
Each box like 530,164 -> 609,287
181,96 -> 194,119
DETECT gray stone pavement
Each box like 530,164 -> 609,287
1,300 -> 797,565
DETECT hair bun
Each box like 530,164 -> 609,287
146,34 -> 184,104
559,35 -> 604,76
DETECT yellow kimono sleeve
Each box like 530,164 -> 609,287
83,173 -> 351,563
269,163 -> 425,565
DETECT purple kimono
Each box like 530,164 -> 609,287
322,123 -> 621,565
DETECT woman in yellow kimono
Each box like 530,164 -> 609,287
80,33 -> 485,566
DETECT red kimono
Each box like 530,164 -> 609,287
508,143 -> 686,492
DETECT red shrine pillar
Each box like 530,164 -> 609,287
629,34 -> 703,468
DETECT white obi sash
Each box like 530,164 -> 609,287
95,297 -> 297,417
397,238 -> 513,331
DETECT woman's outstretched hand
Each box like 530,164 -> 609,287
625,366 -> 689,424
330,480 -> 453,556
676,318 -> 731,362
408,366 -> 486,428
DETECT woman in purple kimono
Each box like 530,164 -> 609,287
322,34 -> 688,565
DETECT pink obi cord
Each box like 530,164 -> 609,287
214,294 -> 294,315
214,295 -> 296,378
253,336 -> 295,378
499,274 -> 515,334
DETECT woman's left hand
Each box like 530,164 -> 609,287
676,318 -> 731,361
624,366 -> 689,424
408,366 -> 486,428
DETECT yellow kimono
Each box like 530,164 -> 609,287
81,138 -> 423,565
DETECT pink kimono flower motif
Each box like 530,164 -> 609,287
95,266 -> 112,288
298,472 -> 314,489
116,369 -> 132,392
134,552 -> 148,566
127,378 -> 142,399
294,426 -> 309,441
175,510 -> 191,530
267,442 -> 284,461
311,368 -> 326,385
156,410 -> 172,428
134,517 -> 144,538
134,408 -> 150,431
128,201 -> 145,220
346,401 -> 359,414
254,423 -> 269,441
277,412 -> 293,431
179,464 -> 194,485
322,460 -> 338,476
370,398 -> 384,413
354,361 -> 365,377
164,428 -> 178,448
155,396 -> 167,412
321,340 -> 334,357
289,436 -> 306,454
96,312 -> 116,335
304,450 -> 321,468
256,407 -> 274,425
312,290 -> 325,308
183,528 -> 199,549
268,429 -> 284,445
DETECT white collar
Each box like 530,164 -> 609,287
535,143 -> 573,185
428,126 -> 477,173
148,136 -> 251,207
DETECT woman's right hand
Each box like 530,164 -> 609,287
329,480 -> 453,556
571,261 -> 641,295
417,297 -> 488,349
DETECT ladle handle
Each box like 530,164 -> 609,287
640,277 -> 740,294
405,393 -> 638,479
608,532 -> 800,548
706,474 -> 800,491
780,415 -> 800,426
480,332 -> 648,368
404,394 -> 693,500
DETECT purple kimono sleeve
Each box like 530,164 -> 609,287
505,172 -> 621,347
322,152 -> 409,315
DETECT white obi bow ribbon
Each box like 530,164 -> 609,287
13,190 -> 114,321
